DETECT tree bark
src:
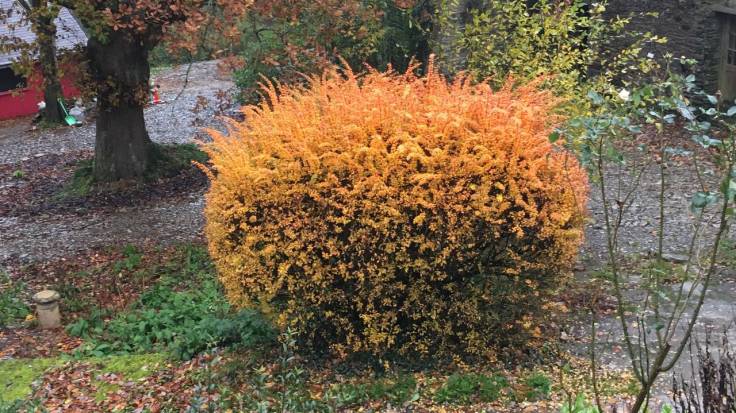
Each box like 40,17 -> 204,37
87,32 -> 155,182
28,0 -> 63,123
38,13 -> 63,123
94,104 -> 153,180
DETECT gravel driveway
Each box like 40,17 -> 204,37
570,146 -> 736,383
0,60 -> 235,263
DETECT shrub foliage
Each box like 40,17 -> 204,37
202,64 -> 588,359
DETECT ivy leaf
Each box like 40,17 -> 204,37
587,90 -> 604,105
707,95 -> 718,105
727,106 -> 736,117
692,134 -> 722,148
690,191 -> 719,212
678,105 -> 695,121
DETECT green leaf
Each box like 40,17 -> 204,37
587,90 -> 604,105
691,191 -> 719,212
678,105 -> 695,121
548,131 -> 560,143
707,95 -> 718,105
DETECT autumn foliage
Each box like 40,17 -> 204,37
202,64 -> 588,359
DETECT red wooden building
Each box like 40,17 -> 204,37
0,0 -> 87,120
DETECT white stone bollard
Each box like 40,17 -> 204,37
33,290 -> 61,329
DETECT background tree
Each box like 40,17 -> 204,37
0,0 -> 64,123
4,0 -> 424,182
27,0 -> 63,124
55,0 -> 249,182
233,0 -> 432,102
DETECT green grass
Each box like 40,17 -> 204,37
148,143 -> 208,180
0,358 -> 62,402
0,354 -> 166,404
90,353 -> 166,401
434,373 -> 509,405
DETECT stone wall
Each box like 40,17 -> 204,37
606,0 -> 723,92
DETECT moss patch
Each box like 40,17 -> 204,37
0,358 -> 62,402
0,353 -> 166,403
93,353 -> 166,380
58,143 -> 208,199
89,353 -> 167,401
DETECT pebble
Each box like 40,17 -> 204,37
661,253 -> 690,263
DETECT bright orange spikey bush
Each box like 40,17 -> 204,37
201,63 -> 588,360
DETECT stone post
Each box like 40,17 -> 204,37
33,290 -> 61,329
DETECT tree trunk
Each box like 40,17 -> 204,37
42,78 -> 63,123
94,104 -> 153,180
87,32 -> 155,182
38,24 -> 63,123
431,0 -> 478,74
29,0 -> 63,123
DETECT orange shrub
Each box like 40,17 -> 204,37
201,64 -> 588,359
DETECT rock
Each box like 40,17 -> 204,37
661,253 -> 689,264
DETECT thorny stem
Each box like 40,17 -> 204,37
660,156 -> 734,373
589,301 -> 604,413
657,129 -> 666,261
597,134 -> 644,382
631,138 -> 734,412
663,216 -> 703,343
598,119 -> 734,411
653,131 -> 666,347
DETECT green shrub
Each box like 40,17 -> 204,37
524,372 -> 552,401
0,273 -> 30,328
434,373 -> 508,405
67,279 -> 274,360
444,0 -> 661,115
262,373 -> 418,410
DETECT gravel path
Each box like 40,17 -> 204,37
0,60 -> 234,263
569,147 -> 736,383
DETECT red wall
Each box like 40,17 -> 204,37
0,68 -> 82,120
